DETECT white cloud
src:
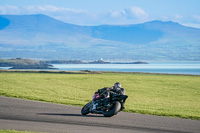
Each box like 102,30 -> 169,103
0,5 -> 199,28
125,6 -> 148,19
109,6 -> 148,20
23,5 -> 87,14
0,5 -> 20,14
181,23 -> 200,29
174,14 -> 183,19
23,5 -> 59,12
107,6 -> 149,25
0,5 -> 88,16
110,10 -> 126,18
158,15 -> 184,23
0,5 -> 97,25
193,14 -> 200,21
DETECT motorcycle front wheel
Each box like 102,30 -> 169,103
81,101 -> 92,115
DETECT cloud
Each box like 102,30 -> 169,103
0,5 -> 199,28
0,5 -> 20,14
0,5 -> 88,14
0,5 -> 97,25
174,15 -> 183,19
23,5 -> 60,12
106,6 -> 149,25
193,14 -> 200,21
182,23 -> 200,29
22,5 -> 87,14
21,5 -> 93,23
180,14 -> 200,29
125,6 -> 148,19
109,6 -> 148,20
110,10 -> 126,18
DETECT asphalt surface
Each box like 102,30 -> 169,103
0,96 -> 199,133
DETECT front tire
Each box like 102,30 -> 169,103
81,101 -> 91,115
103,101 -> 121,117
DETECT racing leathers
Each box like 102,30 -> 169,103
92,86 -> 126,110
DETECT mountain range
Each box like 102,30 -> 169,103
0,14 -> 200,61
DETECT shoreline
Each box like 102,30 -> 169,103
0,69 -> 200,76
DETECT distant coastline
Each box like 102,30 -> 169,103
0,58 -> 53,69
44,59 -> 148,65
0,58 -> 148,69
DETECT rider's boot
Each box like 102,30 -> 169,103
92,102 -> 98,110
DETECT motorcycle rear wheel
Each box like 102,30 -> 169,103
103,101 -> 121,117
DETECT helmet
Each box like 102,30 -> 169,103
114,82 -> 121,88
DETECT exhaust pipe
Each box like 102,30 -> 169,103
92,110 -> 104,114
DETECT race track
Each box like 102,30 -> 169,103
0,96 -> 199,133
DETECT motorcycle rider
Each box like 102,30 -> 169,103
92,82 -> 126,110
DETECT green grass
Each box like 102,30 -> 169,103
0,130 -> 39,133
0,72 -> 200,120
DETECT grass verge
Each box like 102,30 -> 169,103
0,71 -> 199,120
0,130 -> 39,133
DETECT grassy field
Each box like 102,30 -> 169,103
0,130 -> 39,133
0,72 -> 199,120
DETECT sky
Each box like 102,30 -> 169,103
0,0 -> 200,28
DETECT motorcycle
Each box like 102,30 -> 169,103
81,92 -> 128,117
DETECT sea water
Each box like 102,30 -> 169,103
52,62 -> 200,75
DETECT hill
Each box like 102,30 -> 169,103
0,14 -> 200,61
0,58 -> 52,69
